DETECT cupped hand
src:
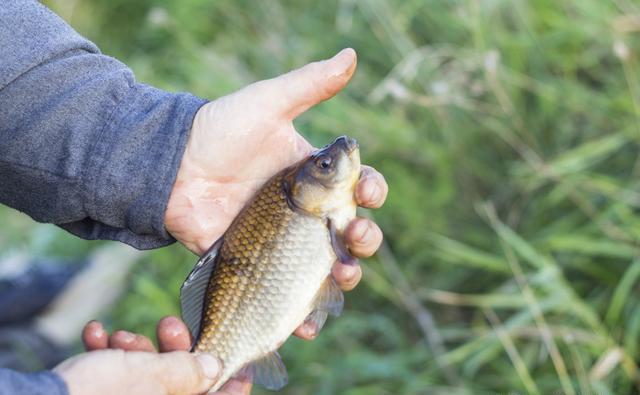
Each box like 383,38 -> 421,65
80,317 -> 251,395
55,319 -> 222,395
165,48 -> 388,340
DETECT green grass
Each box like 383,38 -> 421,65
5,0 -> 640,393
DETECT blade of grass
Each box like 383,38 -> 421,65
483,203 -> 576,395
376,237 -> 460,385
484,308 -> 541,395
605,259 -> 640,327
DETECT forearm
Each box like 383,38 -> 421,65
0,0 -> 206,249
0,369 -> 68,395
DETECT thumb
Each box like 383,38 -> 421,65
256,48 -> 357,120
150,351 -> 222,394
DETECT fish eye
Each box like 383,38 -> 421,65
316,156 -> 332,169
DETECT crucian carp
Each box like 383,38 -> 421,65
180,135 -> 361,391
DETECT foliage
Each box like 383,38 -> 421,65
5,0 -> 640,393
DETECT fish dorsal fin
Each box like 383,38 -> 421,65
312,276 -> 344,317
180,238 -> 223,346
241,351 -> 288,390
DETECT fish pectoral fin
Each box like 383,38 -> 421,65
238,351 -> 288,391
304,277 -> 344,334
329,218 -> 357,265
312,276 -> 344,317
305,309 -> 329,332
179,237 -> 223,348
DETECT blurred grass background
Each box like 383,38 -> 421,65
2,0 -> 640,393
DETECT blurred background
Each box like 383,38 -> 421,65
2,0 -> 640,393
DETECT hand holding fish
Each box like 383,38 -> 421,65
55,317 -> 252,395
55,319 -> 223,395
55,49 -> 385,395
78,317 -> 252,394
165,48 -> 387,312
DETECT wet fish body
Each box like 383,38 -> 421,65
180,136 -> 360,391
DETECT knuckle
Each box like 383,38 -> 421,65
159,352 -> 201,392
347,219 -> 374,247
196,238 -> 213,256
359,165 -> 376,179
305,61 -> 334,100
184,352 -> 208,386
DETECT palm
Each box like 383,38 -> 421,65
166,50 -> 354,254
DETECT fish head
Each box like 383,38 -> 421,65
286,136 -> 360,222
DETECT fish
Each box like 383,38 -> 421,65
180,135 -> 361,392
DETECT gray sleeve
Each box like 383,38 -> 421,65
0,0 -> 207,249
0,369 -> 68,395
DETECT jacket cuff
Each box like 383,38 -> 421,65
0,369 -> 69,395
60,84 -> 207,250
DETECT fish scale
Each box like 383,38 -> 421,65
193,172 -> 336,389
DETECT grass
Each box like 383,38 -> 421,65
3,0 -> 640,393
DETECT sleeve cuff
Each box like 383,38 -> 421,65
0,369 -> 69,395
60,84 -> 207,250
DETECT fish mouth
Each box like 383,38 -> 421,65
335,136 -> 361,186
335,135 -> 359,155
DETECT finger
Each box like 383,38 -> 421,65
215,378 -> 253,395
157,315 -> 192,352
81,320 -> 109,351
293,321 -> 318,340
344,218 -> 383,258
108,330 -> 156,352
331,260 -> 363,292
146,351 -> 221,394
355,166 -> 388,208
257,48 -> 357,119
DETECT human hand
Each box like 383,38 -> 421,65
54,320 -> 221,395
79,316 -> 251,395
165,48 -> 388,339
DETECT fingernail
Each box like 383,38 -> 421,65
160,316 -> 184,338
342,263 -> 359,282
329,48 -> 355,76
87,320 -> 102,330
118,331 -> 135,343
357,177 -> 381,206
196,354 -> 222,380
